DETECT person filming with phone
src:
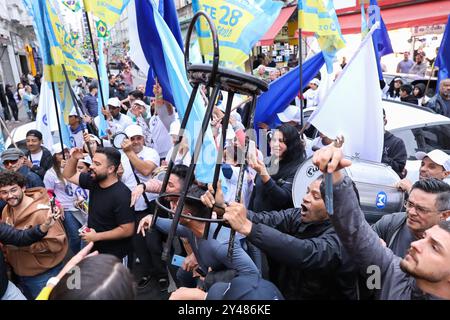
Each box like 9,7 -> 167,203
0,171 -> 67,299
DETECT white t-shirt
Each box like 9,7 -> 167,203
149,106 -> 176,158
121,146 -> 160,211
30,150 -> 43,167
94,113 -> 134,136
69,128 -> 84,148
304,89 -> 320,107
165,146 -> 191,166
43,168 -> 77,211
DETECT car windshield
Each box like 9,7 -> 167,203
392,123 -> 450,160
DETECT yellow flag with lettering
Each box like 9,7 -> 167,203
83,0 -> 130,27
191,0 -> 283,69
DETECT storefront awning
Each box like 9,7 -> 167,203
257,5 -> 296,46
338,1 -> 450,34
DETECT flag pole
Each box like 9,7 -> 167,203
50,81 -> 67,161
82,8 -> 107,115
0,116 -> 18,148
299,28 -> 304,128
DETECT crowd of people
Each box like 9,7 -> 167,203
0,44 -> 450,301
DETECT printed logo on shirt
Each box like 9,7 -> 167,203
74,186 -> 88,200
65,184 -> 74,197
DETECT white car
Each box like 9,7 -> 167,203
304,99 -> 450,182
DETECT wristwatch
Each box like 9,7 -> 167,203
46,276 -> 60,287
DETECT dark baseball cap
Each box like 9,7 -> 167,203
1,148 -> 25,162
26,129 -> 43,140
206,276 -> 284,300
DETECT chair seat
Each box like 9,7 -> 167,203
187,64 -> 269,96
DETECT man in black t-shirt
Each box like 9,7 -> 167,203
63,147 -> 135,259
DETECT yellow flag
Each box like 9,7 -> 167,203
83,0 -> 129,27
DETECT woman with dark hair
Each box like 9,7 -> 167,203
43,144 -> 85,255
5,84 -> 19,122
248,124 -> 305,212
413,83 -> 428,106
49,253 -> 136,300
385,77 -> 403,101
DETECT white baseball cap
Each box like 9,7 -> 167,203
68,107 -> 78,117
107,97 -> 121,108
124,124 -> 144,138
277,105 -> 301,123
79,155 -> 92,166
416,149 -> 450,171
169,120 -> 181,136
133,100 -> 146,108
51,143 -> 69,155
310,78 -> 320,86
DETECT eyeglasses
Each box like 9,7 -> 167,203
3,159 -> 19,166
404,200 -> 442,215
0,186 -> 20,196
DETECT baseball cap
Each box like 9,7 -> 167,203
310,78 -> 320,86
169,120 -> 181,136
416,149 -> 450,171
26,129 -> 43,141
87,134 -> 101,145
393,77 -> 404,84
124,124 -> 144,138
133,100 -> 146,108
1,148 -> 25,163
51,143 -> 69,155
68,107 -> 78,117
107,97 -> 121,108
206,276 -> 284,300
79,155 -> 92,166
277,105 -> 301,123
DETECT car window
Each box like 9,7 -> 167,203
392,124 -> 450,159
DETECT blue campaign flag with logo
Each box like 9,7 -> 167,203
254,53 -> 325,130
436,15 -> 450,91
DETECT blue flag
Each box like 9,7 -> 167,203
369,0 -> 393,80
254,53 -> 325,130
129,0 -> 217,184
436,15 -> 450,91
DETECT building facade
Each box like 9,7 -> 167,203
0,0 -> 38,87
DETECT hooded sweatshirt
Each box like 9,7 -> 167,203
1,187 -> 68,276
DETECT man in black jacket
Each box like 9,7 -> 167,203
202,178 -> 358,300
0,206 -> 61,300
381,108 -> 407,178
23,130 -> 53,180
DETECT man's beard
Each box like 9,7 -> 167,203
92,171 -> 108,182
6,192 -> 23,207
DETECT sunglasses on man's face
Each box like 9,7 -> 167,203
3,159 -> 19,166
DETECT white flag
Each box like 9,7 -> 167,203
308,24 -> 384,162
36,81 -> 58,150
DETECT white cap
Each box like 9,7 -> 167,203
310,78 -> 320,86
51,143 -> 69,155
416,149 -> 450,171
169,120 -> 181,136
79,155 -> 92,166
107,97 -> 121,108
133,100 -> 146,107
124,124 -> 144,138
68,107 -> 78,117
277,105 -> 301,123
87,134 -> 101,145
